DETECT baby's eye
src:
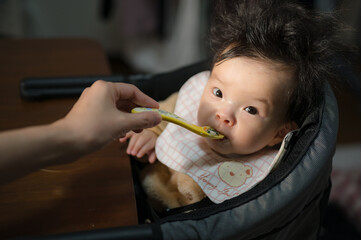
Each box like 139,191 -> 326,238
245,106 -> 258,115
212,88 -> 223,98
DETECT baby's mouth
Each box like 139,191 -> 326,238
212,128 -> 227,141
216,135 -> 227,142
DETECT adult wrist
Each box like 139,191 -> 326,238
50,119 -> 92,160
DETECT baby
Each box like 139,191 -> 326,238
120,0 -> 342,211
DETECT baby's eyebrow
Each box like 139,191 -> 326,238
211,72 -> 223,84
252,97 -> 269,106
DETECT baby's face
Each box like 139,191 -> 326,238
197,57 -> 294,155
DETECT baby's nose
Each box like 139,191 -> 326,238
216,112 -> 235,127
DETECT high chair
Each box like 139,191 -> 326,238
21,60 -> 338,240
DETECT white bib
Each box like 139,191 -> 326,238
155,71 -> 283,203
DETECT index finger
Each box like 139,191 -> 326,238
113,83 -> 159,109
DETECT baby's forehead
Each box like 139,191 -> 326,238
213,56 -> 295,78
253,57 -> 295,74
254,58 -> 296,89
210,56 -> 296,96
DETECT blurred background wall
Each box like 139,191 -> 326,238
0,0 -> 211,73
1,0 -> 360,73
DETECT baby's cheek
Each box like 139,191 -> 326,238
232,131 -> 263,154
196,105 -> 207,125
197,103 -> 214,125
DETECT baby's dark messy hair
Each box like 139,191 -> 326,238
209,0 -> 347,124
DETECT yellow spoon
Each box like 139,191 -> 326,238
131,107 -> 225,139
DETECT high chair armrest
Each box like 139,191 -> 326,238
20,224 -> 161,240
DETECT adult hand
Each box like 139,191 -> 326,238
0,80 -> 161,183
60,80 -> 162,152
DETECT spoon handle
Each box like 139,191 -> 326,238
131,107 -> 224,139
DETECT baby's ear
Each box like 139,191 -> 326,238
268,121 -> 298,147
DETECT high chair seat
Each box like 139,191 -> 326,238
31,61 -> 337,240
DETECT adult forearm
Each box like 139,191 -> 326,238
0,121 -> 84,183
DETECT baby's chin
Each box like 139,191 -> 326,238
204,137 -> 255,157
204,137 -> 233,155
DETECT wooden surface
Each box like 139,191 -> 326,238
0,38 -> 138,238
